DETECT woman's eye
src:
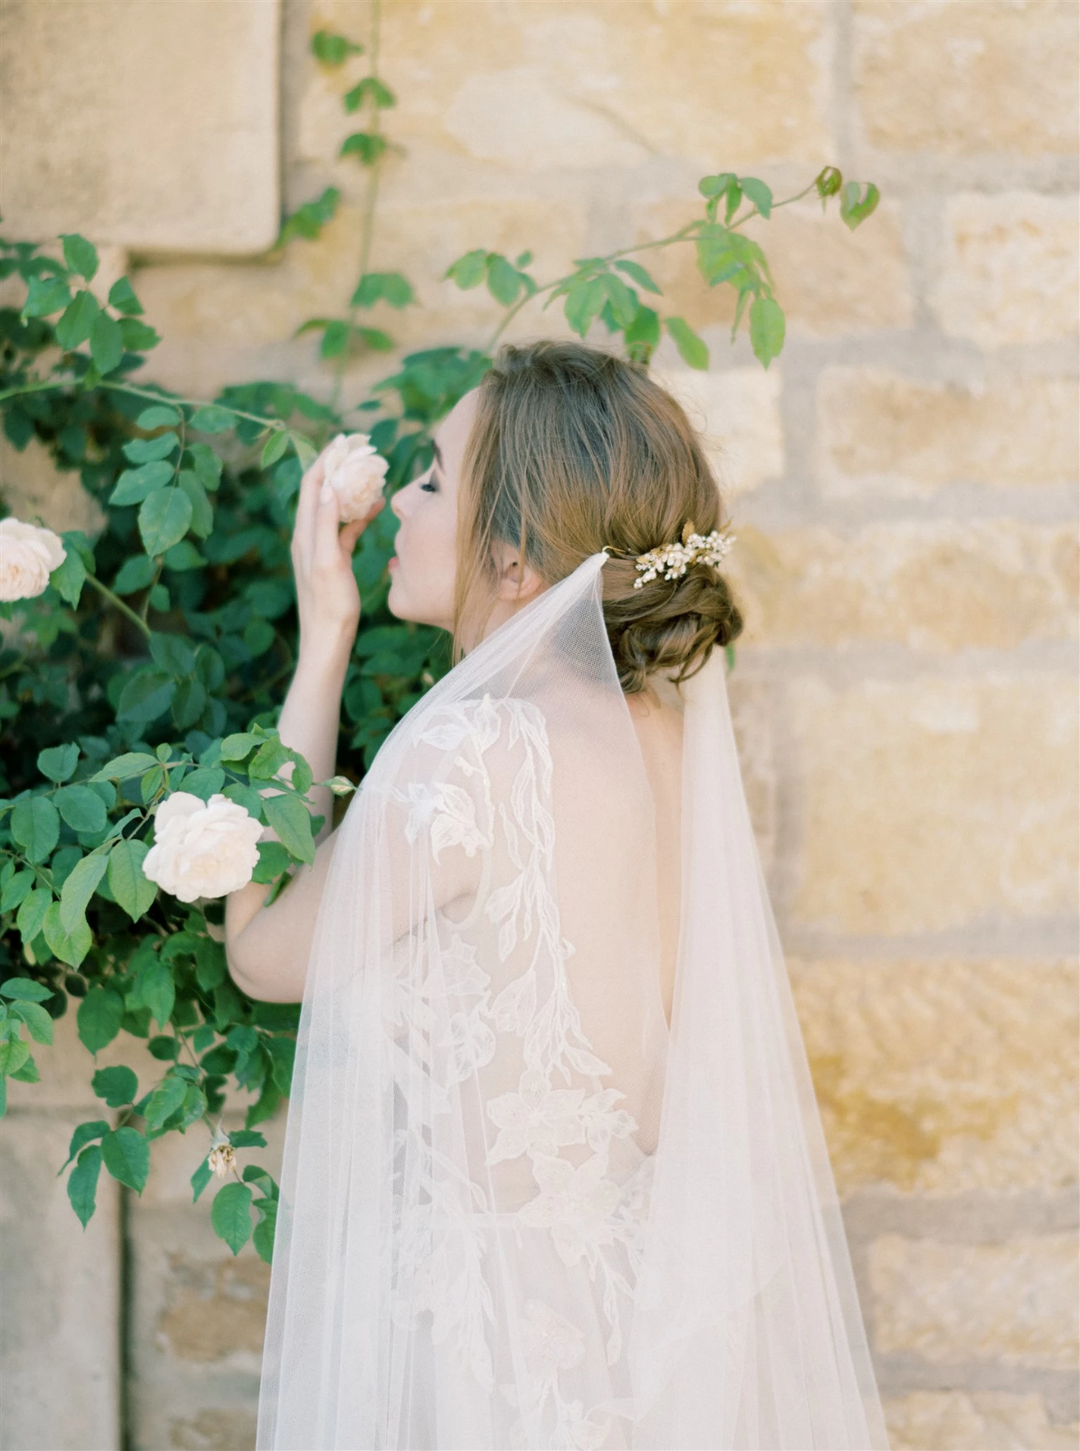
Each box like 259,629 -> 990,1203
420,474 -> 439,493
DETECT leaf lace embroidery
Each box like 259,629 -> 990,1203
384,695 -> 653,1441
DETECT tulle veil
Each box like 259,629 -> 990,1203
256,550 -> 888,1450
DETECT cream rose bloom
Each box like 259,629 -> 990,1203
322,432 -> 389,522
142,791 -> 264,902
0,517 -> 67,602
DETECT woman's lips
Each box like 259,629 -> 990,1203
388,555 -> 399,570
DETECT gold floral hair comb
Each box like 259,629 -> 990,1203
607,519 -> 736,589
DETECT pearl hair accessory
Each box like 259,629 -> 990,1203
629,519 -> 736,589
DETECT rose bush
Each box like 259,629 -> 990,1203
0,17 -> 880,1259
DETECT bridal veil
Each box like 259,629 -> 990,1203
256,549 -> 888,1450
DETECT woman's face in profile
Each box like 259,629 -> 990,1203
387,388 -> 478,632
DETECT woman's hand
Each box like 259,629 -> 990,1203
290,441 -> 385,663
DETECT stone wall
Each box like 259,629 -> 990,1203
1,2 -> 1077,1448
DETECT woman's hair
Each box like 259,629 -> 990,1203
452,339 -> 743,692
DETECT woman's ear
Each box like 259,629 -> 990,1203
492,539 -> 545,605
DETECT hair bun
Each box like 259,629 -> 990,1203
603,558 -> 743,693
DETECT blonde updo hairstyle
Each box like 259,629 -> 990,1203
452,340 -> 743,693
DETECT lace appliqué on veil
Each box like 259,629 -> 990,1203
383,694 -> 653,1446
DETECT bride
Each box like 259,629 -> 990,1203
225,341 -> 889,1450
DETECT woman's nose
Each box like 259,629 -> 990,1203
390,483 -> 409,520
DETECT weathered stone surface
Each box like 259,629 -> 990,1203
932,192 -> 1080,348
0,434 -> 107,540
726,521 -> 1079,652
790,960 -> 1079,1195
817,369 -> 1079,496
789,676 -> 1079,935
370,1 -> 834,168
650,364 -> 784,498
869,1233 -> 1079,1367
853,0 -> 1079,155
632,196 -> 912,339
0,1113 -> 120,1451
6,1004 -> 164,1114
885,1391 -> 1080,1451
0,0 -> 280,252
727,677 -> 779,877
168,1408 -> 259,1451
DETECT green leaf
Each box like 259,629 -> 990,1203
149,631 -> 196,676
11,797 -> 60,864
16,889 -> 51,945
119,317 -> 160,351
90,311 -> 124,374
59,853 -> 109,933
318,319 -> 350,358
230,1129 -> 268,1149
135,955 -> 175,1030
260,430 -> 290,468
445,249 -> 488,290
343,75 -> 396,111
38,743 -> 80,783
62,1119 -> 109,1171
139,488 -> 193,557
211,1181 -> 253,1255
290,433 -> 318,471
614,259 -> 662,295
148,1035 -> 180,1062
264,1035 -> 296,1095
77,987 -> 125,1053
0,1038 -> 30,1077
10,1052 -> 39,1083
186,443 -> 223,492
602,273 -> 639,328
54,785 -> 108,833
191,1155 -> 213,1203
123,432 -> 179,464
172,677 -> 208,730
109,461 -> 175,506
276,187 -> 341,246
61,233 -> 99,280
92,751 -> 158,781
0,871 -> 33,913
92,1065 -> 138,1107
563,276 -> 607,338
42,902 -> 93,968
698,171 -> 737,199
142,1074 -> 187,1129
339,131 -> 388,165
11,1000 -> 53,1044
68,1144 -> 102,1228
49,546 -> 86,607
162,540 -> 205,572
101,1126 -> 150,1193
108,276 -> 145,315
839,181 -> 880,231
21,274 -> 72,319
175,471 -> 214,539
749,295 -> 785,368
253,1197 -> 278,1263
486,255 -> 522,306
311,28 -> 363,64
664,316 -> 709,371
194,937 -> 227,992
350,271 -> 414,308
739,176 -> 773,219
136,404 -> 182,430
108,839 -> 157,922
219,732 -> 261,762
117,669 -> 176,725
189,405 -> 234,434
263,794 -> 316,865
54,290 -> 101,350
0,978 -> 51,1007
111,555 -> 156,595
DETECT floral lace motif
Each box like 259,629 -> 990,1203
383,694 -> 651,1444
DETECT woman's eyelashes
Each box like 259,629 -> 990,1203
420,469 -> 440,493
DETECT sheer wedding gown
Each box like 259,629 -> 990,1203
256,552 -> 889,1450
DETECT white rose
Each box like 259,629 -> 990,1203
322,432 -> 389,522
0,517 -> 67,602
142,791 -> 264,902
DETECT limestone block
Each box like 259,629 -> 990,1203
631,195 -> 913,339
726,521 -> 1079,652
869,1232 -> 1079,1367
789,676 -> 1079,935
726,677 -> 779,876
817,369 -> 1079,497
0,434 -> 107,540
0,1112 -> 120,1450
932,192 -> 1080,348
367,1 -> 834,168
127,1205 -> 268,1451
0,0 -> 281,253
853,0 -> 1079,155
885,1391 -> 1080,1451
789,959 -> 1079,1195
649,365 -> 784,498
